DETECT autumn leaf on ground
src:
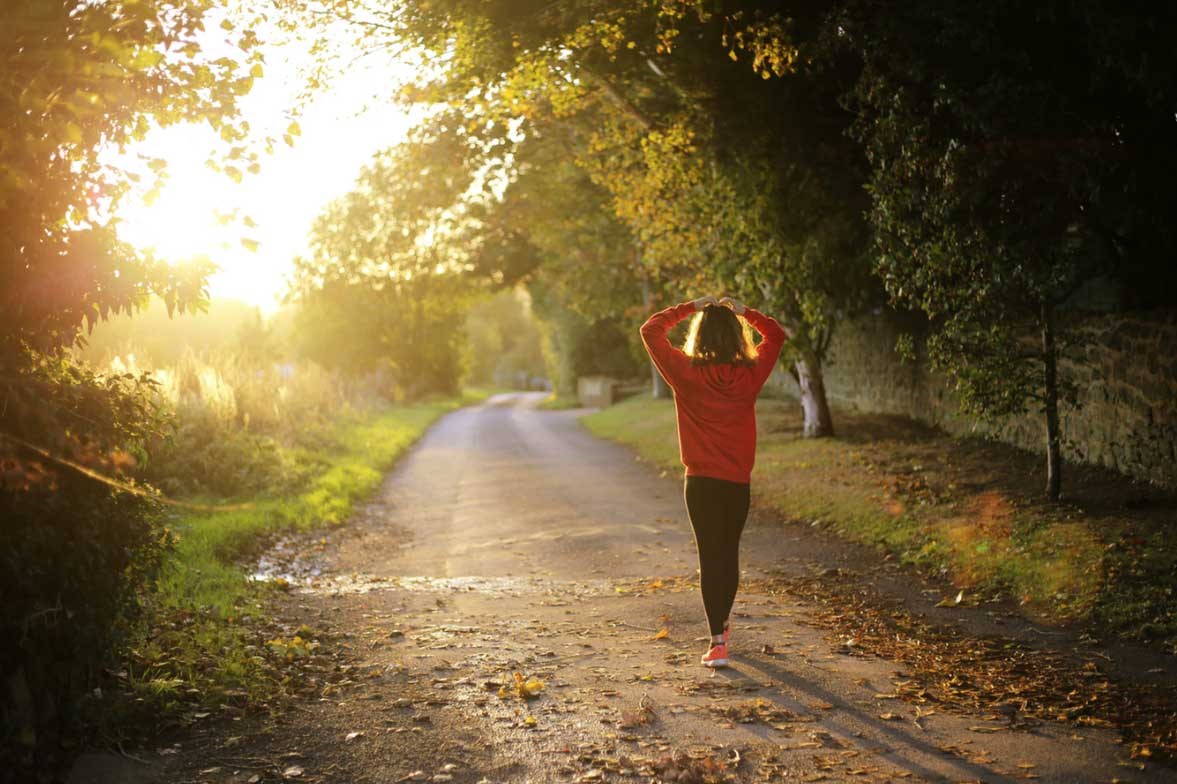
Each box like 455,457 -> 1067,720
935,590 -> 965,608
620,696 -> 657,729
650,627 -> 669,641
499,671 -> 544,699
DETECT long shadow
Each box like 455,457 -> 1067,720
709,654 -> 1020,783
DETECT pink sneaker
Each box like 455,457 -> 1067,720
701,642 -> 729,668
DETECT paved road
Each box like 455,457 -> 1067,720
115,392 -> 1174,784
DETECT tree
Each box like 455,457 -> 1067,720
284,0 -> 877,435
2,0 -> 262,463
0,0 -> 258,771
484,130 -> 650,395
463,288 -> 546,389
844,1 -> 1177,498
569,10 -> 876,432
289,121 -> 481,396
1,0 -> 259,352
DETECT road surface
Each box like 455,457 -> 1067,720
88,392 -> 1173,784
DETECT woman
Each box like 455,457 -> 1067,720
639,295 -> 787,667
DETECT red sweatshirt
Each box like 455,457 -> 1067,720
639,302 -> 787,484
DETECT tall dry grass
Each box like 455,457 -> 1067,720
101,350 -> 383,498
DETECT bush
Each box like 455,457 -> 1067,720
118,351 -> 357,498
0,357 -> 171,777
0,343 -> 390,777
0,482 -> 168,775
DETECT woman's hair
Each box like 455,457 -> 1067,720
682,304 -> 758,367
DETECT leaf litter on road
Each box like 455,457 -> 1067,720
750,570 -> 1177,765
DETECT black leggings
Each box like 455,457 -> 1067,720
684,475 -> 751,637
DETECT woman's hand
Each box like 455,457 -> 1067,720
718,296 -> 746,315
692,295 -> 719,311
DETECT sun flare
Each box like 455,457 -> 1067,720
112,37 -> 421,312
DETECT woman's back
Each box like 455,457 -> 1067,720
639,300 -> 786,483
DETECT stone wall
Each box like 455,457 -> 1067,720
766,308 -> 1177,489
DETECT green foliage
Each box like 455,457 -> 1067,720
290,129 -> 478,397
291,276 -> 469,398
483,132 -> 649,391
1,455 -> 170,775
107,397 -> 476,753
463,288 -> 547,388
0,351 -> 173,776
839,1 -> 1177,493
1,0 -> 259,356
282,0 -> 878,434
845,2 -> 1177,409
529,278 -> 645,396
114,347 -> 358,497
1,4 -> 258,768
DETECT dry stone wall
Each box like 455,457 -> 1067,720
766,308 -> 1177,489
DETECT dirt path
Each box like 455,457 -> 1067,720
78,393 -> 1176,784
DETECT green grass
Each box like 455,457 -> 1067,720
581,395 -> 1174,637
113,391 -> 490,729
158,398 -> 468,612
536,392 -> 583,410
581,393 -> 680,466
583,396 -> 911,550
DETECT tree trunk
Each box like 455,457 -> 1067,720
1042,303 -> 1063,501
794,349 -> 834,437
651,362 -> 671,399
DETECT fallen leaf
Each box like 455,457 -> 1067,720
935,590 -> 965,608
500,671 -> 545,699
650,628 -> 669,641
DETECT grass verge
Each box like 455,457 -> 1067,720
106,390 -> 491,739
536,392 -> 582,410
582,394 -> 1177,646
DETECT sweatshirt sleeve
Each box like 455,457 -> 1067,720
639,301 -> 696,389
743,307 -> 788,388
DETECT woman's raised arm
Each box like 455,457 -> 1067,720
640,298 -> 713,388
742,307 -> 788,388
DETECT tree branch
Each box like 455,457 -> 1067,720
580,67 -> 655,131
